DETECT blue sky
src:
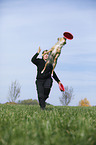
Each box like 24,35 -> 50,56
0,0 -> 96,106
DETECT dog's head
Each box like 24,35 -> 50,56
57,37 -> 66,44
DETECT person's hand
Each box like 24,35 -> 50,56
58,81 -> 65,91
37,46 -> 41,54
58,81 -> 61,88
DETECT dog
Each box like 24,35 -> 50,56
41,37 -> 66,75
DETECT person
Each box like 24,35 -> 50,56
31,47 -> 62,110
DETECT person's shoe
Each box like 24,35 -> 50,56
41,107 -> 45,110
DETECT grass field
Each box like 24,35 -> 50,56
0,104 -> 96,145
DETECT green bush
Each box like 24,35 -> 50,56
18,99 -> 39,105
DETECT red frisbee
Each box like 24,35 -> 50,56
63,32 -> 73,40
59,83 -> 65,92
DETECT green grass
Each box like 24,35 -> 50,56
0,105 -> 96,145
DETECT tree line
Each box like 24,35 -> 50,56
6,80 -> 91,106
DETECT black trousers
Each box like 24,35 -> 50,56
36,78 -> 53,109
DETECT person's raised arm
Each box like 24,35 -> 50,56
37,46 -> 41,54
31,47 -> 41,65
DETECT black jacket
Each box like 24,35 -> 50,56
31,53 -> 60,83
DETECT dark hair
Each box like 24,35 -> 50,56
42,50 -> 48,55
42,50 -> 48,59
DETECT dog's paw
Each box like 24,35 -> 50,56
41,70 -> 44,74
51,71 -> 53,77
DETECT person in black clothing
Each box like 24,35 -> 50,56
31,47 -> 62,110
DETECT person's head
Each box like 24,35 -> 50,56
42,50 -> 48,61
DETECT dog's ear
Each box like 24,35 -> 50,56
57,38 -> 59,41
